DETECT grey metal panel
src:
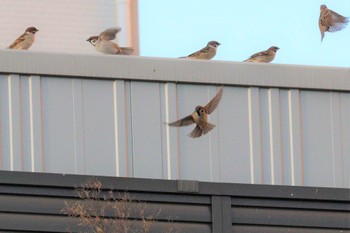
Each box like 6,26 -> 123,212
114,80 -> 130,177
19,76 -> 30,171
81,79 -> 118,176
160,82 -> 180,179
20,75 -> 44,172
247,87 -> 263,184
71,79 -> 85,174
176,85 -> 217,181
0,75 -> 21,171
41,77 -> 77,173
301,91 -> 335,187
1,52 -> 350,188
218,86 -> 251,183
280,89 -> 304,186
340,93 -> 350,187
0,75 -> 10,169
267,88 -> 283,184
130,82 -> 163,178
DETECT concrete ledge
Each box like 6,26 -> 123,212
0,50 -> 349,91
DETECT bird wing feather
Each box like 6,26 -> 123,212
99,27 -> 122,41
168,115 -> 195,127
8,33 -> 26,48
187,46 -> 210,57
328,10 -> 349,32
203,87 -> 224,114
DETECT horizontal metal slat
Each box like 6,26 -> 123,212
232,225 -> 350,233
0,213 -> 212,233
231,197 -> 350,211
0,194 -> 212,222
232,207 -> 350,229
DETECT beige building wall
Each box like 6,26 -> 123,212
0,0 -> 139,55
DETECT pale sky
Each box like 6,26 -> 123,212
139,0 -> 350,67
1,1 -> 349,68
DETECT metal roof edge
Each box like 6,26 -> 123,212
0,50 -> 349,91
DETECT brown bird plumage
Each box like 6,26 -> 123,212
243,46 -> 279,63
167,87 -> 224,138
87,27 -> 134,55
319,5 -> 349,42
8,27 -> 39,50
180,41 -> 221,60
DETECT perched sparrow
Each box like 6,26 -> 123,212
167,87 -> 224,138
180,41 -> 221,60
8,27 -> 39,50
319,5 -> 349,42
243,46 -> 280,63
87,27 -> 134,55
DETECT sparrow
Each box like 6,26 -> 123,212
167,87 -> 224,138
87,27 -> 134,55
319,5 -> 349,42
243,46 -> 280,63
180,41 -> 221,60
8,27 -> 39,50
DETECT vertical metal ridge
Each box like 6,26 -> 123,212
297,90 -> 305,185
288,90 -> 295,185
247,87 -> 263,184
28,77 -> 35,171
18,77 -> 24,170
124,81 -> 132,176
39,77 -> 45,171
248,88 -> 255,183
113,81 -> 120,176
287,89 -> 304,186
277,89 -> 285,184
71,79 -> 78,171
164,83 -> 172,179
329,92 -> 343,187
330,92 -> 336,186
215,86 -> 222,182
207,87 -> 213,181
0,78 -> 2,168
175,84 -> 181,177
267,88 -> 284,185
268,89 -> 275,184
7,76 -> 14,170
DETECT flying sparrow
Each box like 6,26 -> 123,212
243,46 -> 280,63
180,41 -> 221,60
319,4 -> 349,42
167,87 -> 224,138
8,27 -> 39,50
87,27 -> 134,55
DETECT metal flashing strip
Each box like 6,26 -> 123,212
0,50 -> 349,91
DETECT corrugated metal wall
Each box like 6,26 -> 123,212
0,51 -> 349,188
0,171 -> 349,233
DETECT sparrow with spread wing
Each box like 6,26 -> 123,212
319,4 -> 349,42
243,46 -> 279,63
87,27 -> 134,55
8,27 -> 39,50
167,87 -> 224,138
180,41 -> 221,60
